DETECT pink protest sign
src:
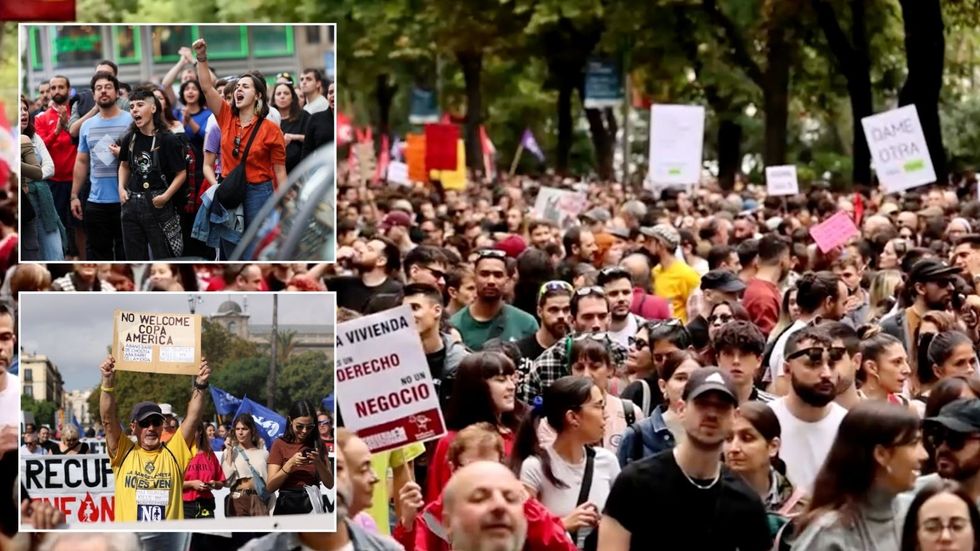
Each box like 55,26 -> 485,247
810,211 -> 859,253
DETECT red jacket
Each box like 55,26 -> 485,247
393,493 -> 575,551
630,288 -> 671,320
425,430 -> 516,503
34,106 -> 77,181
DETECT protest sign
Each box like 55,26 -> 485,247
765,165 -> 799,196
386,161 -> 410,186
584,57 -> 624,109
409,87 -> 440,125
81,438 -> 107,455
810,211 -> 860,253
336,305 -> 446,453
533,187 -> 588,229
432,140 -> 466,191
405,133 -> 427,182
21,454 -> 115,524
647,104 -> 705,189
424,123 -> 459,172
861,105 -> 936,194
112,310 -> 201,375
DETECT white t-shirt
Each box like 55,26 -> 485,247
520,445 -> 620,547
608,314 -> 642,350
0,371 -> 19,426
766,319 -> 807,382
303,95 -> 329,115
768,397 -> 846,493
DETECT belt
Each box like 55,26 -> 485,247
128,190 -> 164,198
231,489 -> 259,497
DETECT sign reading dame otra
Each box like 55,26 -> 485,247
112,310 -> 202,375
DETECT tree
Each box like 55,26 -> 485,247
275,351 -> 333,410
22,396 -> 59,429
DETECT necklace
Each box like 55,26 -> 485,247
679,464 -> 721,490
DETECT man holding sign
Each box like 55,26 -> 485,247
99,354 -> 211,522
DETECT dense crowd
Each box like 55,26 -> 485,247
19,38 -> 335,262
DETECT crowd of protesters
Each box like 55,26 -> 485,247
19,42 -> 335,262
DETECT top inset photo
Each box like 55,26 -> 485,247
19,24 -> 336,263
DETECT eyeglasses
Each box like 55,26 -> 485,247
926,427 -> 980,451
138,417 -> 164,429
317,420 -> 331,427
294,423 -> 316,432
919,517 -> 971,539
476,249 -> 507,261
232,134 -> 241,158
539,280 -> 573,298
708,313 -> 733,324
786,346 -> 848,366
574,286 -> 606,297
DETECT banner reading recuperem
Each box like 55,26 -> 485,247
112,310 -> 201,375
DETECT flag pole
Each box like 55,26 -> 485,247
509,143 -> 525,177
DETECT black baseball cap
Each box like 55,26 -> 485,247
909,258 -> 961,284
682,367 -> 738,405
700,269 -> 746,293
130,401 -> 164,423
924,399 -> 980,434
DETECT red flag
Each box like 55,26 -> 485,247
0,0 -> 75,20
337,112 -> 353,147
479,125 -> 496,180
425,123 -> 458,171
375,134 -> 390,185
853,193 -> 864,227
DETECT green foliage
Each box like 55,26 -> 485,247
275,350 -> 333,410
21,396 -> 60,428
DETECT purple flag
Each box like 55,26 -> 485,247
521,129 -> 545,162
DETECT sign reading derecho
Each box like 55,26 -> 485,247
647,104 -> 705,190
861,105 -> 936,194
112,310 -> 201,375
335,305 -> 446,453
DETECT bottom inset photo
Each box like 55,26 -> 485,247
16,291 -> 336,535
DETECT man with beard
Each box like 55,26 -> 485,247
403,283 -> 468,410
766,271 -> 847,396
441,461 -> 529,551
34,82 -> 50,114
515,281 -> 572,373
640,224 -> 701,323
557,227 -> 598,282
71,72 -> 132,260
34,75 -> 77,244
950,234 -> 980,287
742,234 -> 791,336
517,287 -> 629,403
600,368 -> 771,551
528,219 -> 556,250
732,215 -> 759,244
68,60 -> 130,139
99,354 -> 211,521
822,321 -> 863,410
597,267 -> 646,349
327,237 -> 404,313
917,399 -> 980,507
766,326 -> 848,493
450,249 -> 538,351
882,258 -> 961,357
50,263 -> 116,291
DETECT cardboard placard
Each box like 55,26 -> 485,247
432,139 -> 466,191
765,165 -> 799,196
809,211 -> 860,253
386,161 -> 410,186
424,123 -> 458,171
112,310 -> 201,375
405,133 -> 427,182
533,186 -> 588,229
647,104 -> 705,189
336,305 -> 446,453
861,105 -> 936,194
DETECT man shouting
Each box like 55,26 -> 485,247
99,355 -> 211,521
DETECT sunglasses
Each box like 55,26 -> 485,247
138,417 -> 164,429
318,420 -> 331,427
786,346 -> 848,366
575,285 -> 606,297
645,318 -> 682,332
571,332 -> 609,342
476,249 -> 507,260
926,427 -> 980,451
277,72 -> 293,82
294,423 -> 316,432
421,265 -> 446,280
628,336 -> 649,351
599,266 -> 629,278
539,280 -> 573,298
708,313 -> 733,324
232,134 -> 241,158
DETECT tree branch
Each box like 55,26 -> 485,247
810,0 -> 857,77
701,0 -> 765,87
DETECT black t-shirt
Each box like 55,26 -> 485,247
687,315 -> 710,350
620,374 -> 664,417
515,333 -> 546,376
119,130 -> 185,192
603,449 -> 771,551
280,111 -> 311,173
327,275 -> 403,313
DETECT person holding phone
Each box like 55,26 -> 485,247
266,399 -> 334,515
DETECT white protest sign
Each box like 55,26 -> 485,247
861,105 -> 936,193
112,310 -> 202,375
533,187 -> 588,230
336,304 -> 446,453
21,454 -> 116,524
93,134 -> 116,168
765,165 -> 799,196
647,104 -> 705,189
387,161 -> 410,186
81,438 -> 108,455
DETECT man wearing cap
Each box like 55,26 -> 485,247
685,269 -> 746,351
640,224 -> 701,323
881,258 -> 961,354
380,211 -> 416,256
580,207 -> 610,235
99,354 -> 211,522
599,367 -> 771,551
916,399 -> 980,506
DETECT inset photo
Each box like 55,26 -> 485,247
19,24 -> 336,263
18,291 -> 336,532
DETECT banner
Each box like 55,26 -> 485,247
432,140 -> 466,191
21,454 -> 115,524
584,57 -> 624,109
424,124 -> 458,172
765,165 -> 799,196
81,438 -> 108,455
0,1 -> 75,20
533,187 -> 588,230
112,310 -> 201,375
647,104 -> 705,189
405,133 -> 427,182
409,87 -> 440,125
231,397 -> 286,450
209,386 -> 243,417
336,305 -> 446,453
861,105 -> 936,194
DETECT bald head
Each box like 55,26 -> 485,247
444,461 -> 527,551
862,214 -> 894,237
620,253 -> 651,290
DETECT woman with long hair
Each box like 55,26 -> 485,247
928,331 -> 979,381
723,401 -> 805,539
424,351 -> 522,502
273,82 -> 311,173
856,327 -> 912,405
868,270 -> 904,323
194,39 -> 287,244
182,421 -> 226,518
152,87 -> 185,134
900,479 -> 980,551
266,399 -> 334,515
221,413 -> 271,517
144,263 -> 184,291
20,95 -> 64,261
56,425 -> 90,455
790,401 -> 927,550
768,288 -> 798,345
514,376 -> 620,550
912,311 -> 963,408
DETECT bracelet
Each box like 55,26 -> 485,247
101,385 -> 114,393
197,55 -> 207,63
70,195 -> 79,200
193,380 -> 210,390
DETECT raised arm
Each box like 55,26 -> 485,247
161,47 -> 193,109
180,358 -> 211,445
192,39 -> 224,118
99,356 -> 123,458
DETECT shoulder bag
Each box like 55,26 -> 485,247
216,115 -> 264,210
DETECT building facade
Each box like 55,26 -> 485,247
209,300 -> 334,356
21,354 -> 64,404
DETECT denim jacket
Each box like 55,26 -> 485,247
617,404 -> 677,467
191,184 -> 244,248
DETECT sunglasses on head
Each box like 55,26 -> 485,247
599,266 -> 629,278
138,417 -> 164,429
646,319 -> 682,331
277,72 -> 293,82
926,426 -> 980,451
476,249 -> 507,261
571,332 -> 609,342
786,346 -> 848,365
539,280 -> 573,298
574,285 -> 606,298
232,134 -> 241,158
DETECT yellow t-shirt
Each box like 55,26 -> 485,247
112,429 -> 193,522
366,441 -> 425,535
652,260 -> 701,323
